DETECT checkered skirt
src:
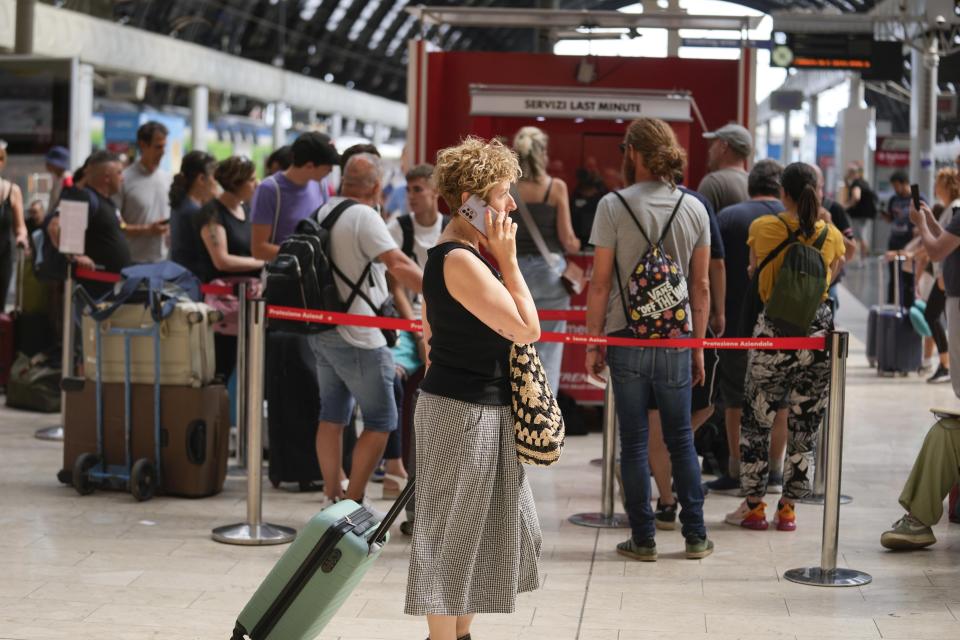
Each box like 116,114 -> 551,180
404,392 -> 542,616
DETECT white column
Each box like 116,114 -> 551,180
910,38 -> 939,199
190,85 -> 209,152
272,101 -> 286,149
330,113 -> 344,139
70,62 -> 94,171
781,111 -> 791,165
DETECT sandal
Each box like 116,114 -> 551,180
382,473 -> 408,500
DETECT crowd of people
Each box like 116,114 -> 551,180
5,114 -> 960,640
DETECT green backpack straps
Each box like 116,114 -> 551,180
764,220 -> 830,337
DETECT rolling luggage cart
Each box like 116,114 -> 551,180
71,287 -> 162,501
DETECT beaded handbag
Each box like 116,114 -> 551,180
510,343 -> 565,467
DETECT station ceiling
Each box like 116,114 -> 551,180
70,0 -> 877,104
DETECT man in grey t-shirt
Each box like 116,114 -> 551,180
697,123 -> 752,213
115,121 -> 172,263
308,153 -> 423,507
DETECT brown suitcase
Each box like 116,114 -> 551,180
61,379 -> 230,498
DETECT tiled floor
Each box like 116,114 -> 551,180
1,287 -> 959,639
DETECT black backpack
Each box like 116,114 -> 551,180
612,191 -> 692,339
397,213 -> 449,264
264,199 -> 356,334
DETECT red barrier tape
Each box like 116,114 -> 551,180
264,305 -> 827,350
74,268 -> 584,318
538,309 -> 586,322
73,268 -> 827,350
75,267 -> 235,296
74,267 -> 120,283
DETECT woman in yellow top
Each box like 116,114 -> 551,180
725,162 -> 845,533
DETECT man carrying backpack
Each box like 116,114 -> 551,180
725,163 -> 845,533
308,153 -> 422,509
585,117 -> 714,561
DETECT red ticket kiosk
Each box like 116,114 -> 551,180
409,47 -> 748,402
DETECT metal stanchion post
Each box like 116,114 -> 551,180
36,263 -> 71,442
569,379 -> 630,528
213,299 -> 296,545
228,283 -> 248,475
785,331 -> 871,587
799,420 -> 852,505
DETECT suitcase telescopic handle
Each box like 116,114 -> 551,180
893,254 -> 906,311
368,478 -> 416,554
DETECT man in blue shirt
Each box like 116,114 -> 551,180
885,171 -> 925,307
708,159 -> 788,495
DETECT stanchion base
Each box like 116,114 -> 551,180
589,458 -> 602,467
798,494 -> 853,505
34,426 -> 63,441
569,512 -> 630,528
211,523 -> 296,546
784,567 -> 872,587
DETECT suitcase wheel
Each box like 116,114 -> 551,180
130,458 -> 157,502
73,453 -> 99,496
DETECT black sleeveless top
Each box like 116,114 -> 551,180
192,199 -> 260,283
515,178 -> 562,255
419,242 -> 512,405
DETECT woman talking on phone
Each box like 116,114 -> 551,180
404,137 -> 542,640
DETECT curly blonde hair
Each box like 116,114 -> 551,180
936,167 -> 960,203
513,126 -> 548,181
434,136 -> 521,210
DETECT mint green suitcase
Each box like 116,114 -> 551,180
232,482 -> 413,640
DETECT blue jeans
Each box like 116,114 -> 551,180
518,254 -> 569,392
607,345 -> 706,542
307,330 -> 398,431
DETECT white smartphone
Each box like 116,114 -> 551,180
457,194 -> 489,236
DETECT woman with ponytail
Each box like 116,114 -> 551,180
170,150 -> 218,270
726,162 -> 845,533
512,126 -> 580,390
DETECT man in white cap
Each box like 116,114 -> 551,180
697,123 -> 753,213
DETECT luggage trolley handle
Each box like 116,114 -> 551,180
368,479 -> 416,553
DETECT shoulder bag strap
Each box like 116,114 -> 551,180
319,198 -> 358,231
611,191 -> 654,246
812,224 -> 830,250
542,178 -> 554,204
398,214 -> 415,261
657,191 -> 686,246
323,199 -> 379,313
268,176 -> 282,244
512,183 -> 560,269
755,216 -> 796,276
610,190 -> 655,329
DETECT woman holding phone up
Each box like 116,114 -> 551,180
404,137 -> 542,640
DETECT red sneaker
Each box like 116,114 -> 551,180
774,500 -> 797,531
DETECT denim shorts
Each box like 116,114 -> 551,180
307,329 -> 397,432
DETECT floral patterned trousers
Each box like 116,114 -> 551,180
740,303 -> 833,499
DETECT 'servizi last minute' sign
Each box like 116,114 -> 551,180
470,85 -> 692,122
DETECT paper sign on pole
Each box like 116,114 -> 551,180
58,200 -> 88,256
